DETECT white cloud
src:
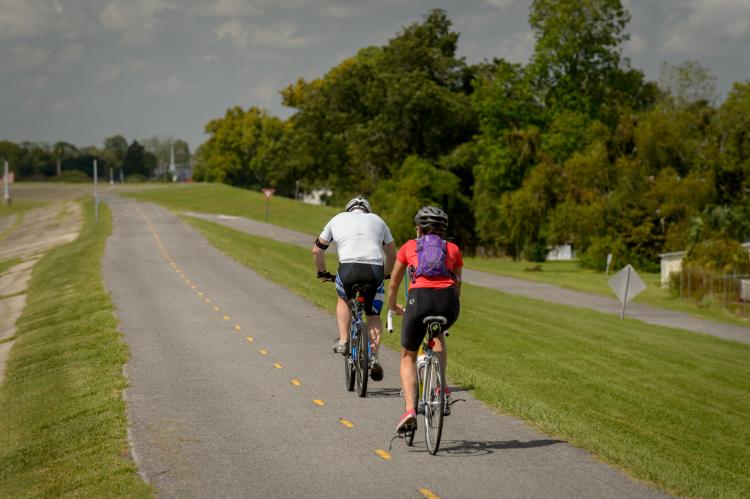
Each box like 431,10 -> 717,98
660,0 -> 750,55
483,0 -> 517,8
215,19 -> 249,46
0,0 -> 95,40
250,22 -> 308,47
98,0 -> 180,45
145,75 -> 195,96
189,0 -> 261,17
95,64 -> 122,84
215,20 -> 311,48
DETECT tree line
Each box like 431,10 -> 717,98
195,1 -> 750,271
0,135 -> 190,182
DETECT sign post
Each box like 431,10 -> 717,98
608,264 -> 646,319
3,160 -> 10,206
605,253 -> 613,276
93,159 -> 99,223
261,188 -> 275,222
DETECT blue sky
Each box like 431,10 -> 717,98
1,0 -> 749,152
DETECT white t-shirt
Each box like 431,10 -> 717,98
319,211 -> 394,265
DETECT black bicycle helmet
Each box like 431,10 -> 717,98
345,195 -> 371,213
414,206 -> 448,232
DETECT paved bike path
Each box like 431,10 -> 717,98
105,197 -> 663,498
185,211 -> 750,345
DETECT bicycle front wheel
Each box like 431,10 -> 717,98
355,325 -> 369,397
424,357 -> 444,455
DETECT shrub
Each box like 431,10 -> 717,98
53,170 -> 91,183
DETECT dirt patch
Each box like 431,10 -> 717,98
0,197 -> 84,387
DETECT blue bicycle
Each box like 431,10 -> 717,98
345,284 -> 372,397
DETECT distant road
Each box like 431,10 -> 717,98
186,211 -> 750,346
104,197 -> 663,498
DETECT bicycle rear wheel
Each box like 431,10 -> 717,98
424,357 -> 444,455
344,326 -> 355,392
355,325 -> 369,397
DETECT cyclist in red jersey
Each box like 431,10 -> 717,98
387,206 -> 462,432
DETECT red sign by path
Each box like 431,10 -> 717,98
262,188 -> 275,199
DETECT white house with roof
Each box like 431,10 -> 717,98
659,242 -> 750,287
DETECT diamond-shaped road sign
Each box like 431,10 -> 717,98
608,264 -> 646,319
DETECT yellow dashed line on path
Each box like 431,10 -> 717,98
273,363 -> 283,369
191,285 -> 197,289
259,349 -> 268,355
205,298 -> 211,303
291,379 -> 301,386
312,400 -> 325,406
245,336 -> 254,343
374,449 -> 392,460
419,488 -> 440,499
198,292 -> 204,296
338,419 -> 354,428
235,325 -> 242,331
223,315 -> 230,320
213,306 -> 220,311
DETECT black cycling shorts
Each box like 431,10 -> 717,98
401,286 -> 460,351
335,262 -> 385,316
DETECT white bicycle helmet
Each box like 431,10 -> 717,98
345,196 -> 371,213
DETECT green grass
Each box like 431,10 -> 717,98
124,183 -> 338,235
0,199 -> 48,219
0,257 -> 22,274
184,215 -> 750,498
466,257 -> 750,327
0,200 -> 153,498
127,183 -> 750,328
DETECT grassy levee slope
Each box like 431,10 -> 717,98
0,200 -> 153,498
124,183 -> 337,236
184,215 -> 750,498
466,257 -> 750,327
125,183 -> 750,328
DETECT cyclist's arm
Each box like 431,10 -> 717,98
388,259 -> 407,314
312,237 -> 330,273
383,241 -> 396,276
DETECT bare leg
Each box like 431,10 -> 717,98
336,297 -> 351,343
400,348 -> 418,411
367,315 -> 383,355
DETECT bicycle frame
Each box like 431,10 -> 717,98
346,289 -> 371,397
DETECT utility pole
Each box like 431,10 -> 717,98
3,160 -> 10,206
94,159 -> 99,222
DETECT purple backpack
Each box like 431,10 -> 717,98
412,234 -> 450,280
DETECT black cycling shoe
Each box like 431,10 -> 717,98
370,357 -> 384,381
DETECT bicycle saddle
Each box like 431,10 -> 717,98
422,315 -> 447,325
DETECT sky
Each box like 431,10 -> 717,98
1,0 -> 749,152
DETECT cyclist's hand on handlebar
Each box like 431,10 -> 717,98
389,304 -> 405,316
317,270 -> 335,282
384,274 -> 391,280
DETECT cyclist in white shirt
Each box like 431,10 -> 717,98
312,196 -> 396,381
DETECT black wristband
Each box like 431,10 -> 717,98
314,238 -> 329,250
